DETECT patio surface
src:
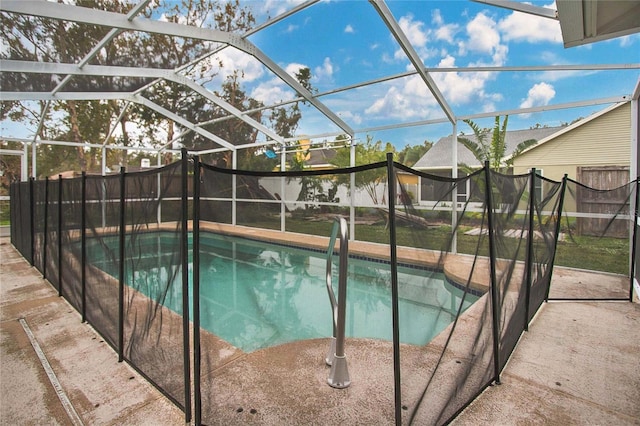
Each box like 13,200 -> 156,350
1,235 -> 639,425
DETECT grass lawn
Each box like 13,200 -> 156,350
277,218 -> 629,276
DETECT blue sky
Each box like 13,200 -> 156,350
1,0 -> 639,151
213,0 -> 640,148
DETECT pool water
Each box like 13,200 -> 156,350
88,232 -> 478,353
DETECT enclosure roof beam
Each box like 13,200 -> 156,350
0,59 -> 283,144
633,77 -> 640,101
127,0 -> 320,133
102,101 -> 132,147
456,95 -> 631,120
238,41 -> 354,137
0,92 -> 132,101
176,77 -> 283,144
50,0 -> 151,96
313,95 -> 632,138
0,1 -> 240,46
1,0 -> 354,138
369,0 -> 456,124
2,93 -> 629,129
471,0 -> 558,20
133,95 -> 235,151
0,91 -> 235,150
2,137 -> 180,153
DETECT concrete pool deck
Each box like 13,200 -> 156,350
1,235 -> 639,425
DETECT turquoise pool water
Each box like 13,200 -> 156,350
88,232 -> 478,353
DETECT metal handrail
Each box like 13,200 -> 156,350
325,216 -> 350,388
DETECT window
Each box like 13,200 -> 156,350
534,169 -> 544,201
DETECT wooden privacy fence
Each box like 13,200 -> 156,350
576,166 -> 630,238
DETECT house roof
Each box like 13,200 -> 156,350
284,147 -> 338,169
556,0 -> 640,48
413,125 -> 565,170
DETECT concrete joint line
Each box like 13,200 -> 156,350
18,317 -> 84,426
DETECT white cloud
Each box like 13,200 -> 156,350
250,78 -> 296,106
464,13 -> 501,55
337,110 -> 362,126
498,2 -> 562,43
364,77 -> 440,121
200,47 -> 264,87
285,24 -> 299,33
520,82 -> 556,110
389,13 -> 440,61
457,12 -> 508,66
363,51 -> 506,121
435,22 -> 459,44
399,14 -> 428,47
314,57 -> 335,82
432,10 -> 459,44
615,33 -> 639,47
344,24 -> 354,34
285,62 -> 308,77
433,55 -> 495,105
432,9 -> 445,26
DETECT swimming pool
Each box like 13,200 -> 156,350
88,232 -> 478,353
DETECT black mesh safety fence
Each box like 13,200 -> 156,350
549,177 -> 636,300
489,170 -> 537,370
193,159 -> 401,425
527,173 -> 563,321
59,177 -> 84,312
45,178 -> 60,291
8,156 -> 638,426
32,179 -> 47,274
84,173 -> 122,350
8,182 -> 18,255
9,182 -> 16,251
10,180 -> 32,262
8,157 -> 193,423
393,164 -> 495,425
120,161 -> 190,415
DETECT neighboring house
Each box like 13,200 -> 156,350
513,102 -> 633,238
413,126 -> 564,172
512,102 -> 631,184
411,125 -> 564,204
301,147 -> 337,170
280,139 -> 338,171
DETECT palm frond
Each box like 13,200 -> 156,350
506,138 -> 538,166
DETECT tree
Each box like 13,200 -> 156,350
198,67 -> 314,171
397,141 -> 433,167
330,135 -> 395,205
458,115 -> 536,172
1,0 -> 266,173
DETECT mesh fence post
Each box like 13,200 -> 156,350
29,177 -> 35,266
81,172 -> 87,322
524,168 -> 536,331
193,156 -> 202,426
386,153 -> 402,426
630,178 -> 639,302
43,177 -> 49,280
58,175 -> 63,297
484,162 -> 501,385
546,174 -> 568,302
180,149 -> 192,423
9,183 -> 15,248
118,166 -> 126,362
